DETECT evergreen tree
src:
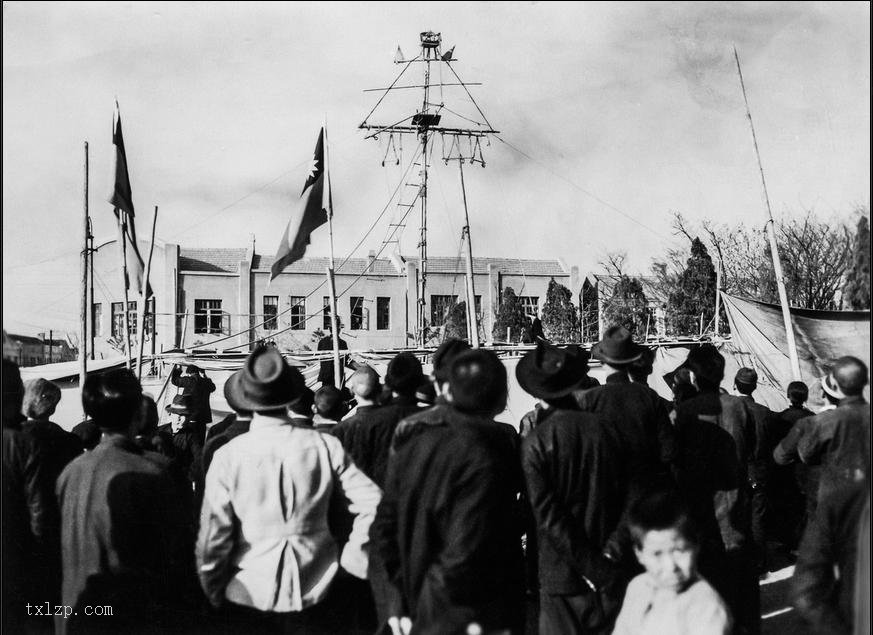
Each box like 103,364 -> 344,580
492,287 -> 530,343
843,214 -> 871,310
668,237 -> 717,335
444,301 -> 469,341
541,278 -> 579,342
602,277 -> 648,336
580,278 -> 599,343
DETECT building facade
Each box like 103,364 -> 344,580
4,333 -> 76,367
87,240 -> 578,356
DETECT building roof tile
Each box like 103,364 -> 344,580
179,248 -> 568,278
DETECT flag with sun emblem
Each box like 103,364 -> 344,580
271,128 -> 332,281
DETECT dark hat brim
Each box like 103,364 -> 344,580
223,370 -> 247,413
516,351 -> 592,400
591,342 -> 644,366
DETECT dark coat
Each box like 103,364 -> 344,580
736,395 -> 777,483
204,412 -> 236,445
672,391 -> 744,555
19,419 -> 82,600
521,408 -> 627,596
316,334 -> 349,385
798,396 -> 870,499
170,366 -> 216,424
792,480 -> 868,635
331,396 -> 423,488
372,408 -> 525,635
574,372 -> 676,493
55,435 -> 198,634
774,413 -> 822,520
2,427 -> 50,624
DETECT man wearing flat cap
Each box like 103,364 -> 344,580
733,367 -> 778,573
517,342 -> 629,634
197,346 -> 381,633
576,326 -> 676,497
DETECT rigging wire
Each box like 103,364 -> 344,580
493,134 -> 675,243
188,143 -> 424,350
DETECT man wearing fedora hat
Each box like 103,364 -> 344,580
517,342 -> 629,634
577,326 -> 676,496
197,346 -> 381,633
200,369 -> 253,478
670,345 -> 761,635
798,357 -> 870,502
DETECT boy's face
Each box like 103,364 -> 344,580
635,528 -> 697,592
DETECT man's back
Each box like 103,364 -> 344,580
575,373 -> 675,490
56,436 -> 191,626
375,415 -> 524,634
331,397 -> 422,488
198,418 -> 380,612
521,408 -> 627,594
798,396 -> 870,497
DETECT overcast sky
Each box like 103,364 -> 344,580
3,1 -> 869,337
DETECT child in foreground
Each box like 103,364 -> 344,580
612,490 -> 732,635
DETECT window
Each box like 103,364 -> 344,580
111,301 -> 136,338
91,303 -> 103,338
519,296 -> 539,319
350,297 -> 366,330
323,296 -> 332,331
474,295 -> 482,318
145,297 -> 155,336
376,297 -> 391,330
288,296 -> 306,330
263,296 -> 279,331
430,295 -> 457,327
194,299 -> 223,334
127,301 -> 138,336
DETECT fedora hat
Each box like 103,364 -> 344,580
821,373 -> 844,400
223,370 -> 248,413
227,346 -> 304,412
591,326 -> 643,365
166,394 -> 196,416
516,341 -> 592,400
663,344 -> 725,390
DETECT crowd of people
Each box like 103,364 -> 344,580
1,325 -> 869,635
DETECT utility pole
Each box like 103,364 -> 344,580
360,32 -> 497,346
80,141 -> 89,389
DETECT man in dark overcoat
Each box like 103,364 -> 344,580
518,342 -> 629,635
56,369 -> 198,634
373,349 -> 525,635
170,363 -> 216,424
575,326 -> 676,496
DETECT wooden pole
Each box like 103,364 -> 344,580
79,141 -> 89,393
135,206 -> 158,381
323,124 -> 343,388
714,257 -> 722,337
119,212 -> 133,369
180,310 -> 190,349
457,160 -> 480,348
733,46 -> 801,380
88,219 -> 95,360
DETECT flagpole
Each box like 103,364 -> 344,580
323,124 -> 342,388
733,46 -> 801,380
119,210 -> 133,370
458,160 -> 480,348
135,206 -> 158,381
80,141 -> 89,401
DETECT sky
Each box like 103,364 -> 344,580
3,1 -> 869,337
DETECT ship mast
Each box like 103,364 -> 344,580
360,31 -> 498,347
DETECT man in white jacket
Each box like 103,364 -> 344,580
197,346 -> 381,633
